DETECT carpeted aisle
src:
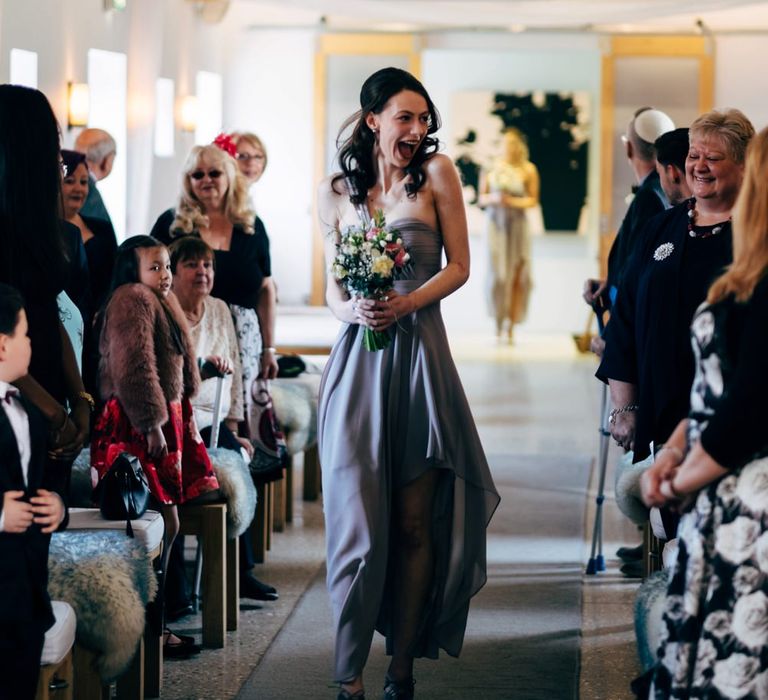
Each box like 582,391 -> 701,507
237,452 -> 590,700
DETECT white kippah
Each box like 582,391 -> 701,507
633,109 -> 676,144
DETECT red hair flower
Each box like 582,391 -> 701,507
213,133 -> 237,158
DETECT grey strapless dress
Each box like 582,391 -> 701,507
318,217 -> 501,682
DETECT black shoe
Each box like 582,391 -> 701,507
616,544 -> 643,562
166,602 -> 194,622
163,630 -> 201,658
620,560 -> 644,578
240,573 -> 279,601
383,677 -> 415,699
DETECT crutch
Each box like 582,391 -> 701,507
191,364 -> 226,612
586,295 -> 611,575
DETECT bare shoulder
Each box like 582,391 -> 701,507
424,153 -> 458,180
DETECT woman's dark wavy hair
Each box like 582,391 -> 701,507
0,85 -> 66,293
333,67 -> 441,204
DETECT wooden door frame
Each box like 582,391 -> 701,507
599,35 -> 714,275
310,34 -> 422,305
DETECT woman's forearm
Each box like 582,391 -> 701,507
672,442 -> 728,495
256,278 -> 276,349
608,379 -> 637,410
58,319 -> 86,401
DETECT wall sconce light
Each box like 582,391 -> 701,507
179,95 -> 199,132
67,82 -> 89,129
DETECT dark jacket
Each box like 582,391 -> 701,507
606,169 -> 668,292
0,397 -> 67,630
597,203 -> 733,461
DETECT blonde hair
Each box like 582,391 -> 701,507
171,144 -> 254,236
708,125 -> 768,304
503,127 -> 529,165
231,131 -> 268,170
690,108 -> 755,164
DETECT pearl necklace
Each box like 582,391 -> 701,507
687,198 -> 731,239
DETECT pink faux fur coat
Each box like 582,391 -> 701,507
98,284 -> 199,434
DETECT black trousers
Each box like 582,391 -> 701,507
165,423 -> 258,610
0,622 -> 46,700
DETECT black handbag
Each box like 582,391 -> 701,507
95,452 -> 150,537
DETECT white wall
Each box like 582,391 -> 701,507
224,29 -> 315,304
714,35 -> 768,130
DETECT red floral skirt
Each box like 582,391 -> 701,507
91,397 -> 219,505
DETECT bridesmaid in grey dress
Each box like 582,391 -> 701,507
317,67 -> 500,700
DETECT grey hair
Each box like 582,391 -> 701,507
83,134 -> 116,164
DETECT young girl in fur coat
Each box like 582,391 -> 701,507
90,236 -> 219,652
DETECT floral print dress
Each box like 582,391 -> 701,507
651,286 -> 768,699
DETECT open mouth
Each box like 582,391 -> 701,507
397,141 -> 418,160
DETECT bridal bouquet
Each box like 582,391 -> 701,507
330,209 -> 410,351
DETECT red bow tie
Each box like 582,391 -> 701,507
2,389 -> 19,404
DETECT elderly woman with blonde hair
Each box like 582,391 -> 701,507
151,140 -> 278,414
636,125 -> 768,699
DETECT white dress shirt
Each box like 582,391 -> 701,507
0,379 -> 31,532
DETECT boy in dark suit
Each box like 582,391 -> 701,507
0,283 -> 67,700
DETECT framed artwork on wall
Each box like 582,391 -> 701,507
451,90 -> 591,234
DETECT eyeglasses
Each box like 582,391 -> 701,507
236,153 -> 265,162
190,170 -> 223,180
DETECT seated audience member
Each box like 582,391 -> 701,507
166,236 -> 277,610
74,128 -> 116,226
637,125 -> 768,700
60,149 -> 118,309
0,283 -> 67,700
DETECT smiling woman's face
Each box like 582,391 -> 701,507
61,162 -> 89,219
686,135 -> 744,205
365,89 -> 430,168
188,153 -> 229,212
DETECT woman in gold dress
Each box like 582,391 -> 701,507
479,128 -> 541,343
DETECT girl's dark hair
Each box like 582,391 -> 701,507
108,235 -> 165,294
0,85 -> 66,294
0,282 -> 25,335
333,67 -> 441,204
103,235 -> 184,355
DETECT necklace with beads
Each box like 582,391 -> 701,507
687,198 -> 731,239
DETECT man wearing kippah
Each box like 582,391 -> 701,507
584,107 -> 675,309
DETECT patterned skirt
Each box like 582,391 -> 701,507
91,397 -> 219,505
651,457 -> 768,699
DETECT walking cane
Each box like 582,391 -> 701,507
586,297 -> 610,575
192,363 -> 226,611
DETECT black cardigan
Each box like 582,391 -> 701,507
150,209 -> 271,310
597,203 -> 733,461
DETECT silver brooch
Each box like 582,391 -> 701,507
653,242 -> 674,261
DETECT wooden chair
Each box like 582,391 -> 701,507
178,501 -> 239,648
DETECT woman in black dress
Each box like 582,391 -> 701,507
0,85 -> 90,489
640,125 -> 768,700
60,149 -> 117,309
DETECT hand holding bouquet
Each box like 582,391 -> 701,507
330,209 -> 411,351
